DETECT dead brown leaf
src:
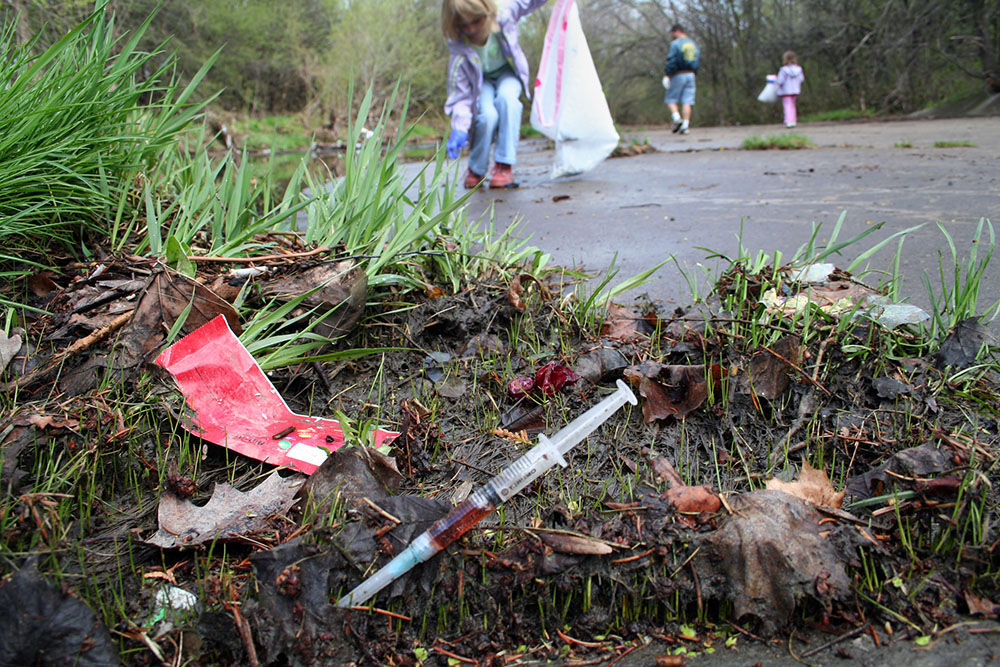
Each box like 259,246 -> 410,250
0,329 -> 23,373
118,270 -> 239,368
572,347 -> 628,384
206,275 -> 244,303
654,656 -> 685,667
664,486 -> 722,525
301,447 -> 404,517
766,460 -> 845,508
746,336 -> 802,399
507,273 -> 550,311
261,260 -> 366,339
844,443 -> 957,503
539,532 -> 614,555
643,448 -> 685,488
26,414 -> 79,430
624,361 -> 724,422
146,470 -> 303,548
964,590 -> 1000,617
601,303 -> 643,342
27,272 -> 59,297
695,489 -> 851,635
500,403 -> 546,435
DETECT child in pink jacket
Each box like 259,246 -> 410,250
776,51 -> 804,128
443,0 -> 548,189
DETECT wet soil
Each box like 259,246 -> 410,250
324,285 -> 1000,667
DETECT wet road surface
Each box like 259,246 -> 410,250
462,116 -> 999,314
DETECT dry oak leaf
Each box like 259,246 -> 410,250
766,460 -> 844,508
146,470 -> 303,548
118,269 -> 240,368
601,303 -> 644,342
694,489 -> 851,635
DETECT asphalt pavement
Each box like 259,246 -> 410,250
459,116 -> 1000,314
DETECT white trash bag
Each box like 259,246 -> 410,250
530,0 -> 619,178
757,74 -> 778,103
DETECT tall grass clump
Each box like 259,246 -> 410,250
922,218 -> 999,341
0,4 -> 213,264
298,86 -> 539,292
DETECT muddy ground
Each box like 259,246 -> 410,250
2,115 -> 1000,667
4,265 -> 1000,666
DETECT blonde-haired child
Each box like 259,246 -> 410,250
443,0 -> 548,189
776,51 -> 804,128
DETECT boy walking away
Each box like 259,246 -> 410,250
776,51 -> 804,128
663,24 -> 700,135
443,0 -> 549,189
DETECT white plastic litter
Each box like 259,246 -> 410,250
792,263 -> 836,283
530,0 -> 619,178
149,585 -> 200,635
758,75 -> 778,103
154,586 -> 198,613
864,296 -> 930,329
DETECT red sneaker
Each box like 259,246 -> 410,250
464,168 -> 484,189
489,162 -> 515,189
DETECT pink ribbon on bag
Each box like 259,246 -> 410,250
533,0 -> 575,129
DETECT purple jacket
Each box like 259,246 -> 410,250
776,64 -> 804,96
445,0 -> 548,133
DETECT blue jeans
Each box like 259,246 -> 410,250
469,69 -> 522,175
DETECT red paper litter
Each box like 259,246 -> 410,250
154,315 -> 398,475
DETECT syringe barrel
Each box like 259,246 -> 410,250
547,379 -> 636,459
481,434 -> 564,503
482,379 -> 636,503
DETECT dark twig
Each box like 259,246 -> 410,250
761,342 -> 832,397
800,623 -> 869,658
1,309 -> 133,392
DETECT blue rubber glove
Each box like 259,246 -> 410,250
446,129 -> 468,159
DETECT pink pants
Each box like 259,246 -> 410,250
782,95 -> 798,125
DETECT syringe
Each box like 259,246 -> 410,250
335,379 -> 637,608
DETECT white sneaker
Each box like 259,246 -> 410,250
785,122 -> 796,128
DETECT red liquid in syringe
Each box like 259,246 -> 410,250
426,495 -> 495,548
